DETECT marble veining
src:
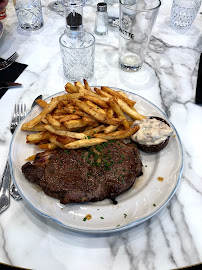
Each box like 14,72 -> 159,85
0,0 -> 202,269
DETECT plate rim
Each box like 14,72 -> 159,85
9,87 -> 184,233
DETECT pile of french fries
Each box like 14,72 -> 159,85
21,80 -> 146,150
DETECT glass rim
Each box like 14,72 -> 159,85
120,0 -> 161,12
59,31 -> 95,50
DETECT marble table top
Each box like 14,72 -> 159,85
0,0 -> 202,269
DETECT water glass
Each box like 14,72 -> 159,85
59,31 -> 95,82
119,0 -> 161,72
171,0 -> 202,30
104,0 -> 119,27
14,0 -> 44,31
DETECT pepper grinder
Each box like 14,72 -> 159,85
94,2 -> 108,36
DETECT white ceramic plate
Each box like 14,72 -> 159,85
9,88 -> 183,233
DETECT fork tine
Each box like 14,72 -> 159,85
16,103 -> 20,125
11,103 -> 17,130
0,52 -> 17,65
1,52 -> 19,68
23,104 -> 26,118
4,53 -> 19,67
19,103 -> 26,121
6,52 -> 18,62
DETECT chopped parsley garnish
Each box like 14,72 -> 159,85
153,204 -> 156,207
83,217 -> 87,221
124,213 -> 127,218
100,217 -> 104,219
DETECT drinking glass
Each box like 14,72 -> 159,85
104,0 -> 119,27
14,0 -> 44,30
59,31 -> 95,81
119,0 -> 161,72
170,0 -> 202,30
48,1 -> 64,16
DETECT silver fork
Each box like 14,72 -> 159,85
0,52 -> 19,71
0,103 -> 26,214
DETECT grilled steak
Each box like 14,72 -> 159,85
22,140 -> 143,204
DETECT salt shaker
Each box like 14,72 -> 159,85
94,2 -> 108,35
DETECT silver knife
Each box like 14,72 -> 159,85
0,82 -> 22,90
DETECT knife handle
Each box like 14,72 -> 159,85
195,53 -> 202,104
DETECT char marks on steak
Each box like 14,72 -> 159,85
22,140 -> 143,204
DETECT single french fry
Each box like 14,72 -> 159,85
83,94 -> 109,109
104,125 -> 119,134
131,107 -> 138,112
49,134 -> 65,148
21,124 -> 46,132
41,118 -> 49,124
116,98 -> 146,120
76,87 -> 110,101
117,91 -> 128,99
64,138 -> 107,149
53,115 -> 68,119
53,108 -> 68,115
85,100 -> 107,115
38,143 -> 58,150
45,125 -> 86,139
21,97 -> 59,129
26,154 -> 36,161
109,98 -> 130,129
83,123 -> 99,131
35,99 -> 48,108
83,125 -> 106,137
46,114 -> 61,127
59,114 -> 81,123
94,87 -> 112,98
75,81 -> 85,89
95,126 -> 140,140
101,86 -> 136,107
56,136 -> 77,145
78,86 -> 85,97
58,101 -> 65,109
107,108 -> 114,118
83,79 -> 92,91
104,117 -> 123,126
58,93 -> 82,101
65,82 -> 78,93
26,131 -> 50,142
128,120 -> 134,127
63,117 -> 96,130
72,99 -> 106,122
26,139 -> 49,144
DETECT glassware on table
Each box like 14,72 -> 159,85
48,1 -> 64,16
104,0 -> 119,27
13,0 -> 44,31
94,2 -> 108,35
170,0 -> 202,30
119,0 -> 161,72
59,0 -> 95,82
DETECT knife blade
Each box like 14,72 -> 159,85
0,82 -> 22,90
31,95 -> 43,108
195,53 -> 202,104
